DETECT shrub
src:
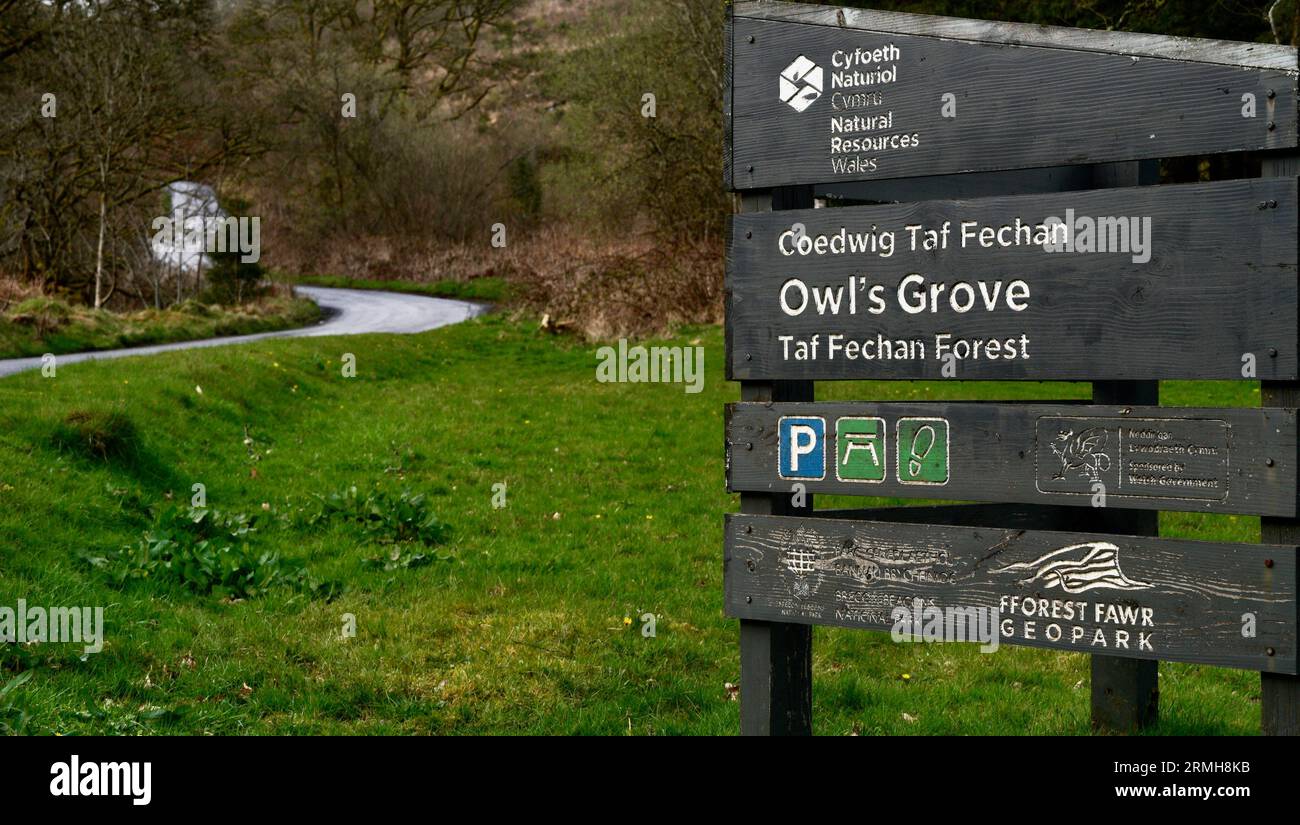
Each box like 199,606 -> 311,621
507,153 -> 543,224
305,486 -> 450,548
544,0 -> 727,243
88,505 -> 331,600
203,249 -> 266,305
362,545 -> 450,571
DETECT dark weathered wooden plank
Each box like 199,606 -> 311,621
727,177 -> 1298,381
737,186 -> 816,737
736,1 -> 1297,70
728,402 -> 1298,517
816,503 -> 1098,531
729,2 -> 1297,188
724,513 -> 1299,673
739,619 -> 811,736
1261,151 -> 1300,735
1092,656 -> 1158,731
818,165 -> 1098,204
1090,355 -> 1160,732
723,4 -> 735,192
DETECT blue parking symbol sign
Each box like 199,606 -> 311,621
778,416 -> 825,480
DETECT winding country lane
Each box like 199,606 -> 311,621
0,286 -> 486,378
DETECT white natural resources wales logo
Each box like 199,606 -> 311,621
780,55 -> 822,112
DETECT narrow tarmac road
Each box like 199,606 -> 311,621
0,286 -> 486,378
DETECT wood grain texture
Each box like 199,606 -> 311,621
727,402 -> 1299,516
730,3 -> 1297,188
723,5 -> 734,191
724,513 -> 1298,673
727,177 -> 1298,381
737,186 -> 816,737
1089,349 -> 1160,731
818,165 -> 1098,204
1260,154 -> 1300,734
736,1 -> 1297,70
816,503 -> 1104,531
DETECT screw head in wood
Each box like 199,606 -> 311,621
747,35 -> 754,43
746,595 -> 752,603
745,230 -> 752,239
1267,647 -> 1276,656
1266,457 -> 1275,467
1265,558 -> 1274,568
745,525 -> 752,534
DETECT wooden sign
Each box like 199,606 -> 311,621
725,513 -> 1298,673
722,1 -> 1300,735
727,402 -> 1299,517
725,1 -> 1299,189
727,176 -> 1298,381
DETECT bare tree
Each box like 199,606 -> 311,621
1,1 -> 254,304
228,0 -> 522,230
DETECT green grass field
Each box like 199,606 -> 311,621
0,316 -> 1267,734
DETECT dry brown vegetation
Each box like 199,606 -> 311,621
274,226 -> 722,341
0,0 -> 730,342
0,276 -> 42,313
253,0 -> 727,340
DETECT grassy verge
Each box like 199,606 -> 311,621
288,274 -> 507,303
0,294 -> 322,360
0,317 -> 1265,734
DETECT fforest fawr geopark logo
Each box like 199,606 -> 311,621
779,55 -> 823,112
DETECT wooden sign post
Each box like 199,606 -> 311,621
723,0 -> 1300,735
727,177 -> 1298,382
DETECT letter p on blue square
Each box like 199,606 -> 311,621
778,416 -> 826,480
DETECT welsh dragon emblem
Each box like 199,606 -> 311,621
1050,427 -> 1112,483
